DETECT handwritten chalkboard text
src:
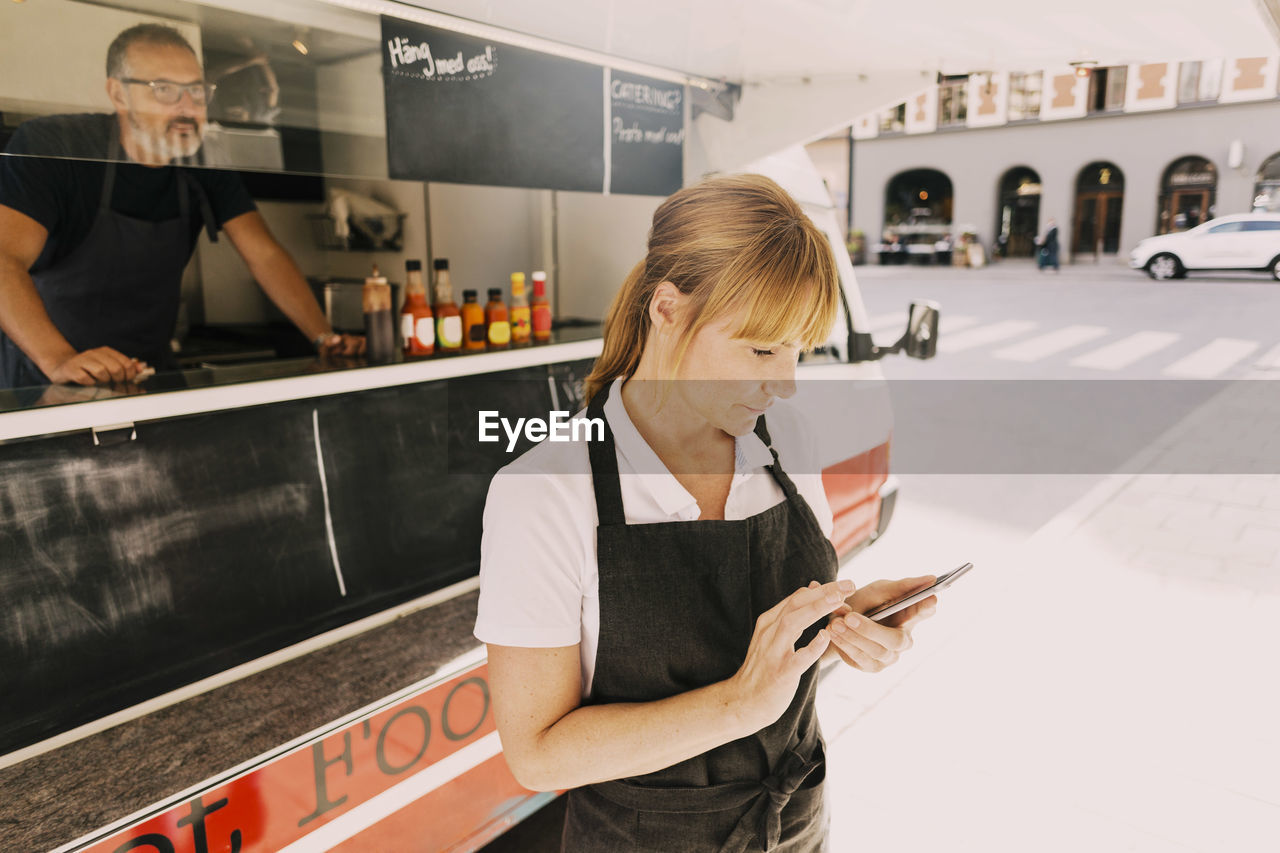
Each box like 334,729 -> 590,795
613,118 -> 684,145
387,37 -> 495,79
611,80 -> 682,112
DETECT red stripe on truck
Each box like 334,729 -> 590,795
822,441 -> 890,557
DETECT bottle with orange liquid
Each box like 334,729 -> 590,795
485,288 -> 510,350
400,259 -> 434,356
461,290 -> 487,352
509,272 -> 531,347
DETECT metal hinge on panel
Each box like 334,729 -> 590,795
91,422 -> 137,446
690,80 -> 740,122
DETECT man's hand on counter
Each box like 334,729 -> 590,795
316,333 -> 366,360
47,347 -> 149,385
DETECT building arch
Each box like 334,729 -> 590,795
1253,153 -> 1280,212
881,169 -> 954,263
1157,156 -> 1216,233
994,165 -> 1041,257
1073,161 -> 1125,255
883,168 -> 953,233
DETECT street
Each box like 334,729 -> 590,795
858,259 -> 1280,382
855,259 -> 1280,533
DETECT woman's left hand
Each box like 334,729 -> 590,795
809,577 -> 938,673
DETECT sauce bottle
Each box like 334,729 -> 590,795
485,288 -> 510,350
509,272 -> 531,347
433,258 -> 463,354
461,290 -> 487,351
531,270 -> 552,343
401,259 -> 434,356
362,263 -> 395,364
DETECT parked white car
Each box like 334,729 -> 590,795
1129,213 -> 1280,280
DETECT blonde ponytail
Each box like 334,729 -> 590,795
583,260 -> 648,406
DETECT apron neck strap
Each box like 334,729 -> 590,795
753,411 -> 801,499
101,129 -> 123,212
752,411 -> 773,446
178,170 -> 219,244
586,380 -> 627,527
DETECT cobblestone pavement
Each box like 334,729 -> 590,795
819,379 -> 1280,852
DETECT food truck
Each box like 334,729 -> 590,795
1,0 -> 1271,850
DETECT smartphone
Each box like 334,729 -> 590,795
862,562 -> 973,623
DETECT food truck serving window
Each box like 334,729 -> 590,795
0,0 -> 685,419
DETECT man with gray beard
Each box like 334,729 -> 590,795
0,24 -> 362,388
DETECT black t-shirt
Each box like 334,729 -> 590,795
0,113 -> 256,273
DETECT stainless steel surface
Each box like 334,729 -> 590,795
313,279 -> 403,334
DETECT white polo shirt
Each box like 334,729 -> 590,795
473,377 -> 834,698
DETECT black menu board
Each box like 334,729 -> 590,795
608,69 -> 685,196
382,18 -> 604,192
382,18 -> 684,196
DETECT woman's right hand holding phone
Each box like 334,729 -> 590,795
727,579 -> 854,733
824,576 -> 938,673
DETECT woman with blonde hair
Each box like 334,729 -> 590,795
475,173 -> 937,851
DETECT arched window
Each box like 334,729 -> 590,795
1158,156 -> 1216,233
881,169 -> 954,263
1073,162 -> 1125,254
1253,154 -> 1280,212
995,166 -> 1041,257
884,169 -> 953,228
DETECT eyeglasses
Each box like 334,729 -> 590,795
119,78 -> 216,106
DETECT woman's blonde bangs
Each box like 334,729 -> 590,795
699,220 -> 841,351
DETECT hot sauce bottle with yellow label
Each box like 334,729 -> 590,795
509,272 -> 531,347
485,288 -> 510,350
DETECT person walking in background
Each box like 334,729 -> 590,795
1037,218 -> 1060,272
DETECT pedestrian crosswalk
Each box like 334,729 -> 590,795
1255,343 -> 1280,371
994,325 -> 1108,362
864,312 -> 1280,378
1163,338 -> 1259,378
1068,331 -> 1180,371
938,320 -> 1039,353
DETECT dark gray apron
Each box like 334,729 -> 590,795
563,380 -> 839,852
0,132 -> 216,388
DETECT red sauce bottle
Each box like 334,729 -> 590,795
531,270 -> 552,343
401,259 -> 434,356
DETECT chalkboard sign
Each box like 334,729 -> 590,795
382,18 -> 605,192
608,70 -> 685,196
0,358 -> 597,753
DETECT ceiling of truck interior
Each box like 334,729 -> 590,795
404,0 -> 1280,80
